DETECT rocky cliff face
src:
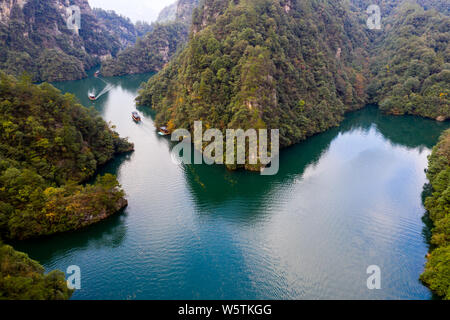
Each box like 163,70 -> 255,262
191,0 -> 228,33
0,0 -> 27,23
157,0 -> 199,24
101,22 -> 188,76
176,0 -> 199,23
0,0 -> 121,81
157,2 -> 177,23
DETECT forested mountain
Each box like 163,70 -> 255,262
100,0 -> 199,77
368,3 -> 449,121
0,0 -> 124,82
101,22 -> 189,77
0,71 -> 134,298
177,0 -> 200,24
137,0 -> 449,162
93,8 -> 154,47
0,0 -> 448,301
93,8 -> 138,48
421,129 -> 450,299
0,72 -> 133,240
137,0 -> 370,168
157,2 -> 178,23
134,21 -> 155,38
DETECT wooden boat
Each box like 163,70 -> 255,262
132,111 -> 142,122
158,126 -> 170,136
88,94 -> 96,101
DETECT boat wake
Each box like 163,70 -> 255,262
88,77 -> 114,100
95,83 -> 114,99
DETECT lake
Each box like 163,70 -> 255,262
15,72 -> 450,300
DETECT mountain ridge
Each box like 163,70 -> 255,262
100,0 -> 200,77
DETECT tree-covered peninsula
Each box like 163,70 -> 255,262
0,72 -> 133,240
421,129 -> 450,299
0,72 -> 134,299
100,22 -> 189,77
0,0 -> 127,82
136,0 -> 449,163
0,240 -> 73,300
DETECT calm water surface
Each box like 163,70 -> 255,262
15,72 -> 450,300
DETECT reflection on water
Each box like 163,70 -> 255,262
13,212 -> 128,263
182,106 -> 448,222
14,73 -> 450,300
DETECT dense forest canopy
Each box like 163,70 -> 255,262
421,129 -> 450,299
92,8 -> 155,47
0,0 -> 158,82
350,0 -> 449,16
100,0 -> 199,77
93,8 -> 140,48
0,71 -> 135,299
368,3 -> 449,120
0,0 -> 127,82
0,240 -> 73,300
137,0 -> 370,170
0,72 -> 133,240
101,22 -> 189,77
136,0 -> 449,164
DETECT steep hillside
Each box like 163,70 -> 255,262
0,241 -> 72,300
157,2 -> 178,23
368,2 -> 449,121
0,0 -> 122,82
134,21 -> 154,38
101,0 -> 199,77
421,129 -> 450,299
93,8 -> 137,48
93,8 -> 155,48
136,0 -> 370,166
101,22 -> 189,77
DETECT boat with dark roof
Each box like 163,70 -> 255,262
158,126 -> 170,136
132,111 -> 142,122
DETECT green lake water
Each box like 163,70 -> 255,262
15,72 -> 450,299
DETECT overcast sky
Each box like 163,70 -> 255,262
88,0 -> 177,23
